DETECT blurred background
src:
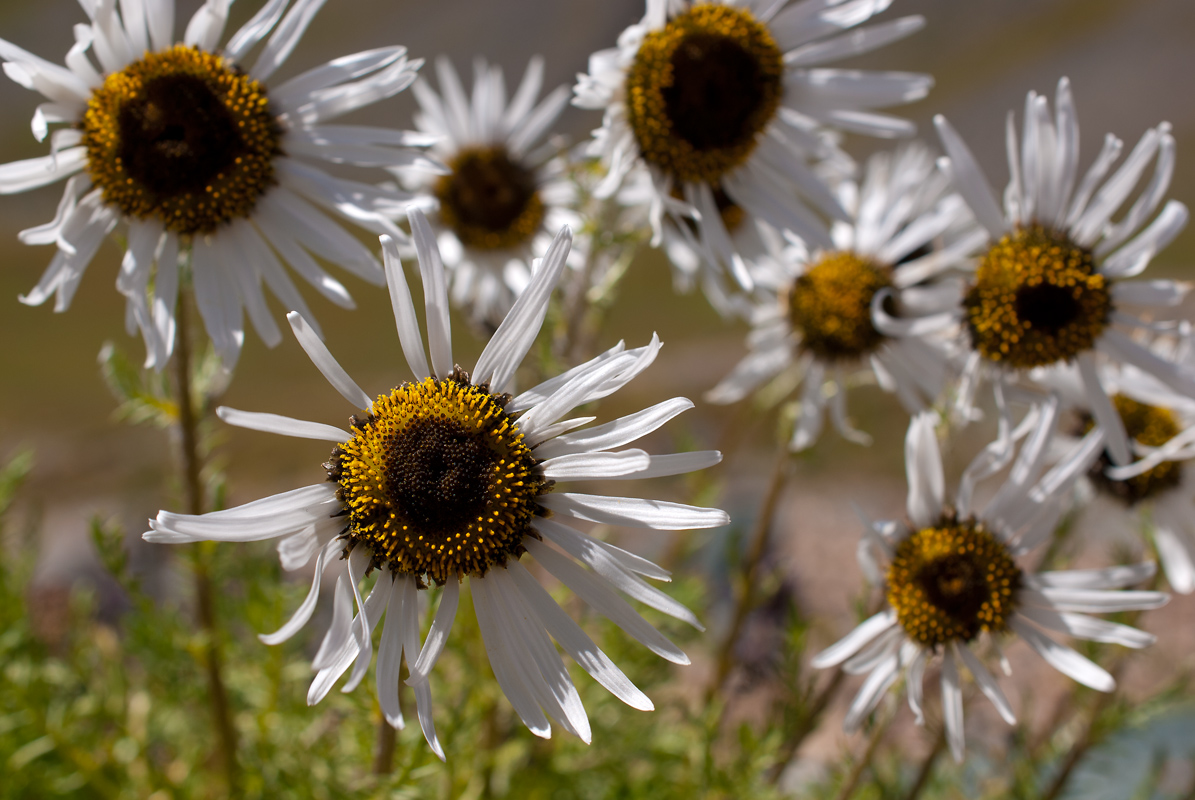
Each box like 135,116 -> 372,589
0,0 -> 1193,793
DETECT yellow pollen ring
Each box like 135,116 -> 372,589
787,251 -> 893,361
886,517 -> 1022,648
964,225 -> 1111,369
328,375 -> 548,586
626,3 -> 783,185
1087,394 -> 1184,505
81,45 -> 281,236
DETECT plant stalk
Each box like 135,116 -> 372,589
708,443 -> 790,705
373,715 -> 397,775
831,701 -> 895,800
173,288 -> 239,794
900,729 -> 946,800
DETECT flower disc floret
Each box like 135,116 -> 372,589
328,371 -> 550,585
964,225 -> 1111,369
625,3 -> 783,184
81,45 -> 281,236
1088,394 -> 1183,505
887,516 -> 1022,648
435,146 -> 546,250
788,251 -> 893,361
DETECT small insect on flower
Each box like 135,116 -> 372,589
573,0 -> 931,291
892,77 -> 1195,461
0,0 -> 438,369
707,144 -> 978,451
813,405 -> 1167,762
144,209 -> 729,757
403,57 -> 581,329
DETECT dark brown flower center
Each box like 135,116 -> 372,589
435,146 -> 545,250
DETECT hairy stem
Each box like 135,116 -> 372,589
1040,563 -> 1161,800
708,443 -> 790,705
832,702 -> 896,800
901,729 -> 946,800
767,667 -> 847,783
373,715 -> 397,775
174,288 -> 239,794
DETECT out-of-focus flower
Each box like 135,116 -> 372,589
707,144 -> 976,450
573,0 -> 930,290
144,209 -> 728,757
0,0 -> 436,369
813,408 -> 1167,762
895,77 -> 1194,458
405,56 -> 580,328
1039,333 -> 1195,593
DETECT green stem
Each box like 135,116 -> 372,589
708,442 -> 790,707
173,287 -> 239,795
552,194 -> 629,365
767,666 -> 848,783
831,702 -> 896,800
373,714 -> 397,776
900,729 -> 946,800
1039,560 -> 1162,799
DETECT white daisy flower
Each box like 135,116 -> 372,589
406,56 -> 580,328
902,77 -> 1195,464
706,144 -> 976,451
812,406 -> 1167,762
142,209 -> 728,757
1,0 -> 435,369
573,0 -> 931,288
1037,335 -> 1195,594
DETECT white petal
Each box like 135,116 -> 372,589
1078,352 -> 1130,465
286,312 -> 373,410
216,406 -> 350,442
941,649 -> 965,762
407,209 -> 453,379
472,226 -> 573,395
508,340 -> 626,412
534,517 -> 670,581
183,0 -> 230,52
542,450 -> 651,480
376,573 -> 406,728
0,148 -> 87,194
934,115 -> 1008,238
471,574 -> 553,737
223,0 -> 289,64
1028,563 -> 1156,590
378,234 -> 431,381
953,642 -> 1015,725
1010,617 -> 1114,691
311,572 -> 354,672
507,560 -> 652,711
810,608 -> 898,669
842,652 -> 900,734
407,580 -> 460,684
259,537 -> 339,645
524,537 -> 689,664
1021,587 -> 1168,613
251,0 -> 328,80
904,411 -> 943,529
538,492 -> 728,530
1017,605 -> 1155,649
